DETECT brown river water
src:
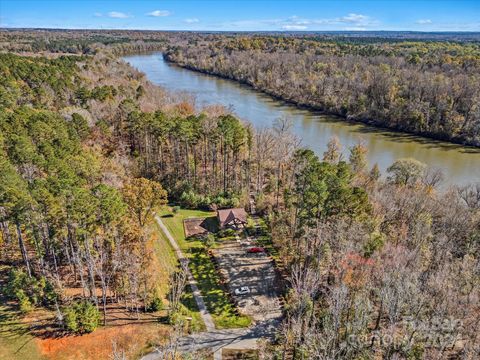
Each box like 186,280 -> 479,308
124,52 -> 480,187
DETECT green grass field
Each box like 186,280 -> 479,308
0,265 -> 45,360
158,208 -> 252,329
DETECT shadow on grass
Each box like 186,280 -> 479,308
180,288 -> 200,314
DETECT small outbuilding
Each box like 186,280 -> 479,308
217,208 -> 248,229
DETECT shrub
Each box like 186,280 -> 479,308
179,190 -> 211,209
224,228 -> 236,237
172,205 -> 180,214
63,306 -> 79,333
63,301 -> 100,334
147,296 -> 164,312
177,190 -> 241,210
218,228 -> 236,238
5,269 -> 57,312
245,218 -> 257,235
204,233 -> 216,248
90,85 -> 117,101
212,194 -> 240,209
95,119 -> 111,135
75,86 -> 90,106
168,303 -> 202,332
16,290 -> 34,313
179,190 -> 200,208
167,310 -> 181,325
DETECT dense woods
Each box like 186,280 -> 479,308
270,152 -> 480,359
0,53 -> 173,329
165,35 -> 480,146
0,30 -> 479,359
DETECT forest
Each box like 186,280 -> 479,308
0,29 -> 479,359
164,34 -> 480,146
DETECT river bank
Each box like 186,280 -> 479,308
163,54 -> 479,148
124,52 -> 480,186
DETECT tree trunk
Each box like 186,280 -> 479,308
16,222 -> 32,277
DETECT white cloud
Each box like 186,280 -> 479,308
283,13 -> 376,29
340,13 -> 369,23
282,24 -> 307,30
416,19 -> 432,25
94,12 -> 103,17
108,11 -> 130,19
286,16 -> 310,25
318,13 -> 376,26
184,18 -> 200,24
216,13 -> 379,31
147,10 -> 171,17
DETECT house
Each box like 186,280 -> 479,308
217,208 -> 248,229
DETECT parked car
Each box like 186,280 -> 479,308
247,247 -> 265,253
234,286 -> 251,295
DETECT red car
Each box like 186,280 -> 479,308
247,247 -> 265,253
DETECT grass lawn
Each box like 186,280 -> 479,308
0,302 -> 171,360
0,215 -> 204,360
35,322 -> 171,360
0,305 -> 45,360
0,264 -> 45,360
151,220 -> 205,332
158,208 -> 252,329
151,221 -> 178,292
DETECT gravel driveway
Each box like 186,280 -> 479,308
213,235 -> 283,322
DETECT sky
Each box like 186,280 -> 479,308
1,0 -> 480,32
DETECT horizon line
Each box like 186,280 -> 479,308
2,26 -> 480,34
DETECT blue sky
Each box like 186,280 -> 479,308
1,1 -> 479,31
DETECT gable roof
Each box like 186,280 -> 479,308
217,208 -> 247,227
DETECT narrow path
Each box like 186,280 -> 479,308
154,215 -> 215,331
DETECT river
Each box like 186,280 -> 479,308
123,52 -> 480,186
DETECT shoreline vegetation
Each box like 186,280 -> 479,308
163,35 -> 480,148
163,55 -> 480,149
161,55 -> 480,152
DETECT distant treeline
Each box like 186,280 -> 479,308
0,29 -> 169,54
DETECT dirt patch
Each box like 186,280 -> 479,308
37,322 -> 170,360
183,216 -> 218,238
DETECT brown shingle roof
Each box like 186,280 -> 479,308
217,208 -> 247,227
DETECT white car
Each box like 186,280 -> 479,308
234,286 -> 251,295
